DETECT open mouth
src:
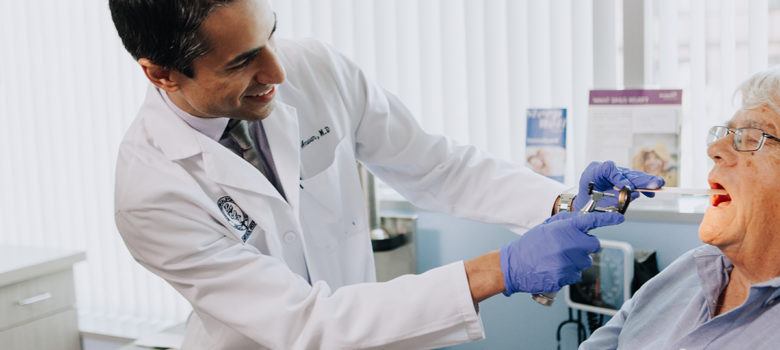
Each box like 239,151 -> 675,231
243,86 -> 276,103
246,87 -> 273,97
709,182 -> 732,207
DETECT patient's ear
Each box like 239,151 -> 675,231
138,58 -> 180,93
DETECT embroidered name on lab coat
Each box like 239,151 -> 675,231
300,126 -> 331,149
217,196 -> 256,242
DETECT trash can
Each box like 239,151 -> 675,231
372,215 -> 417,282
359,164 -> 417,282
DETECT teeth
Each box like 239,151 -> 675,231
248,88 -> 272,97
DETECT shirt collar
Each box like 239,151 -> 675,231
756,277 -> 780,288
693,245 -> 732,309
755,275 -> 780,302
694,245 -> 780,305
160,90 -> 229,142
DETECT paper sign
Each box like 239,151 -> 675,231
587,90 -> 682,186
526,108 -> 567,182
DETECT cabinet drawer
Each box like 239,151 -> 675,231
0,270 -> 75,331
0,308 -> 80,350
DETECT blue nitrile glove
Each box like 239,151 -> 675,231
573,161 -> 666,211
499,211 -> 624,295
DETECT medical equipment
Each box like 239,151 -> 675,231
532,183 -> 632,306
564,240 -> 635,316
638,187 -> 727,196
554,240 -> 634,347
533,184 -> 721,306
578,183 -> 633,214
555,241 -> 660,348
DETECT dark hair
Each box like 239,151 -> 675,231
108,0 -> 235,77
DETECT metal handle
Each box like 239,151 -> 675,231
17,292 -> 52,306
531,292 -> 557,306
580,183 -> 633,214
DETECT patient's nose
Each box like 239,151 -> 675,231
707,136 -> 737,166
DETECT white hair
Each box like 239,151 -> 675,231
737,66 -> 780,115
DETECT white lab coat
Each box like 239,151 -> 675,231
115,39 -> 565,349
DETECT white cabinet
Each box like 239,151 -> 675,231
0,247 -> 85,350
0,309 -> 80,350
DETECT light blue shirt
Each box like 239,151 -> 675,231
581,244 -> 780,349
160,90 -> 228,141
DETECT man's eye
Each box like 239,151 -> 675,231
230,60 -> 251,70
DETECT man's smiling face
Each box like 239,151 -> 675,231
169,0 -> 285,121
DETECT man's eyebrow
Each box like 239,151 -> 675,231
223,13 -> 277,69
270,12 -> 277,39
747,120 -> 763,129
748,120 -> 776,133
225,48 -> 261,68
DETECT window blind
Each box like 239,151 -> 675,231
645,0 -> 774,187
12,0 -> 759,337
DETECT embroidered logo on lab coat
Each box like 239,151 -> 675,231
217,196 -> 256,242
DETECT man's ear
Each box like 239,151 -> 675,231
138,58 -> 181,92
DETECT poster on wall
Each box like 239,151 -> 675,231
587,90 -> 682,186
526,108 -> 567,183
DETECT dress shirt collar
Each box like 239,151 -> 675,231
693,244 -> 780,311
693,245 -> 731,313
160,89 -> 229,142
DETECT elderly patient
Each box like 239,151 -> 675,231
581,67 -> 780,349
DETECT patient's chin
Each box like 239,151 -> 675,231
699,209 -> 732,245
698,227 -> 720,245
699,220 -> 743,250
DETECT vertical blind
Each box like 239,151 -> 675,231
644,0 -> 776,187
274,0 -> 595,181
0,0 -> 190,337
1,0 -> 776,337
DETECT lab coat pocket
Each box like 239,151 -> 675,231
299,137 -> 368,249
299,139 -> 346,220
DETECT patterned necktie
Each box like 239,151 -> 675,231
228,120 -> 264,172
222,119 -> 286,200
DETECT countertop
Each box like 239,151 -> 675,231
0,246 -> 86,286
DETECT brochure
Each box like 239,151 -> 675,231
526,108 -> 567,183
587,90 -> 682,186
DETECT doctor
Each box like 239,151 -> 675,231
109,0 -> 663,349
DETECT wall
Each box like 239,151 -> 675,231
412,210 -> 702,350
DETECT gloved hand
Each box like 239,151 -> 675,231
499,211 -> 624,295
573,161 -> 666,211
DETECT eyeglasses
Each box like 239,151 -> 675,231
707,126 -> 780,152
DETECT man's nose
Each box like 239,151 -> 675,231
707,134 -> 737,166
253,47 -> 285,85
